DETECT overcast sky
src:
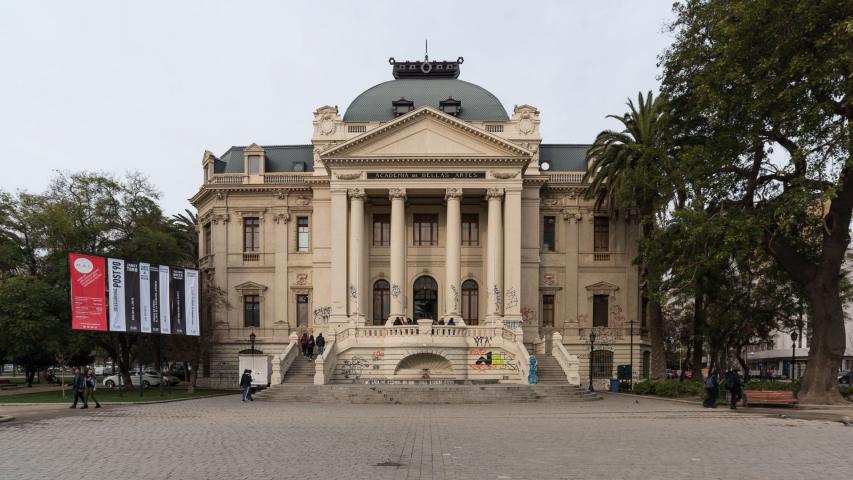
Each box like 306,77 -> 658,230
0,1 -> 675,215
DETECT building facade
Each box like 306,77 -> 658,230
192,58 -> 650,388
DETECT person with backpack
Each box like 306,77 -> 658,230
703,370 -> 718,408
240,369 -> 254,402
315,333 -> 326,357
307,334 -> 316,360
725,369 -> 743,409
84,368 -> 101,409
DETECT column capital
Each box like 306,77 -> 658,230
389,188 -> 407,200
486,188 -> 505,200
445,188 -> 463,200
348,188 -> 366,199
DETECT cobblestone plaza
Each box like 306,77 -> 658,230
2,394 -> 851,480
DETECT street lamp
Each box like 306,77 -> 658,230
249,332 -> 257,383
588,330 -> 597,392
790,331 -> 798,381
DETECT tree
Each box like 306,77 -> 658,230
660,0 -> 853,403
583,91 -> 677,380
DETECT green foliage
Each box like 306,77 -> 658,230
743,380 -> 800,392
632,380 -> 656,395
839,386 -> 852,399
632,379 -> 704,397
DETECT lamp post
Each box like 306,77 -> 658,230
249,332 -> 257,383
588,330 -> 597,392
790,331 -> 798,381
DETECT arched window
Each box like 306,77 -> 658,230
413,276 -> 438,321
591,350 -> 613,378
373,280 -> 390,325
461,279 -> 479,325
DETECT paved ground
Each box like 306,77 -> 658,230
1,393 -> 851,480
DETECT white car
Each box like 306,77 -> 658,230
102,371 -> 162,388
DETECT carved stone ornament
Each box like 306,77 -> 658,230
543,274 -> 556,286
491,170 -> 518,179
389,188 -> 407,200
543,197 -> 559,207
485,188 -> 504,199
313,105 -> 340,136
319,115 -> 336,135
295,195 -> 311,206
215,191 -> 226,201
274,212 -> 290,224
444,188 -> 463,200
336,171 -> 362,180
513,105 -> 540,135
296,273 -> 309,285
348,188 -> 366,199
212,213 -> 229,224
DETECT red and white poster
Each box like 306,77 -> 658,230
69,253 -> 108,331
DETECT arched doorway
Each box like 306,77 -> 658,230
413,276 -> 438,321
395,353 -> 454,379
461,279 -> 479,325
372,279 -> 390,325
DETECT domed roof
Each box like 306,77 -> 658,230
343,78 -> 510,122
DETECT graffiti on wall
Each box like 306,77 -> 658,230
469,351 -> 518,371
349,284 -> 358,301
342,356 -> 370,379
504,287 -> 518,309
491,285 -> 502,311
313,306 -> 331,323
521,306 -> 537,324
473,336 -> 492,347
391,284 -> 401,298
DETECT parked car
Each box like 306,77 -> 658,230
94,366 -> 114,376
146,371 -> 180,386
838,371 -> 852,384
102,371 -> 162,388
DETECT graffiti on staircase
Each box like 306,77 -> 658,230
469,351 -> 518,371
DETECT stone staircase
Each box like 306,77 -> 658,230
283,354 -> 315,384
535,354 -> 570,384
257,383 -> 599,404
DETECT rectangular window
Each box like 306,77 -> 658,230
461,213 -> 479,246
297,216 -> 309,252
593,294 -> 609,327
296,294 -> 309,326
413,214 -> 438,246
542,216 -> 556,252
203,223 -> 212,256
243,218 -> 260,252
243,295 -> 260,327
247,155 -> 260,174
542,295 -> 555,327
594,216 -> 609,252
373,214 -> 390,246
640,297 -> 649,328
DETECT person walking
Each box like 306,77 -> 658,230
725,369 -> 743,410
84,369 -> 102,409
316,333 -> 326,357
240,369 -> 254,402
299,333 -> 309,357
703,370 -> 718,408
69,367 -> 87,409
307,334 -> 316,360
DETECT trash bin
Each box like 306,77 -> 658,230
610,379 -> 620,392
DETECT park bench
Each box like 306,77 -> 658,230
0,379 -> 19,390
745,390 -> 798,407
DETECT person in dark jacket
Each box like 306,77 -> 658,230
84,368 -> 101,409
240,369 -> 253,402
725,369 -> 743,409
69,367 -> 87,409
316,333 -> 326,357
703,370 -> 718,408
299,333 -> 309,357
307,334 -> 316,360
393,317 -> 403,325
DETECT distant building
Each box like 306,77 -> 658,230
191,57 -> 650,388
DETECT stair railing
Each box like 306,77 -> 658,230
512,331 -> 531,384
314,337 -> 337,385
550,332 -> 581,385
270,332 -> 299,384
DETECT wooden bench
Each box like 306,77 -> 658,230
745,390 -> 798,407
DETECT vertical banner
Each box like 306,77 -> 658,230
69,253 -> 108,331
139,263 -> 152,333
184,269 -> 200,336
108,258 -> 127,332
159,265 -> 171,334
124,261 -> 141,333
170,267 -> 185,335
149,265 -> 161,333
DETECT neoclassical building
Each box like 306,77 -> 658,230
192,57 -> 650,388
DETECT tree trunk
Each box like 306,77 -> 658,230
690,293 -> 705,381
645,276 -> 667,380
798,279 -> 846,404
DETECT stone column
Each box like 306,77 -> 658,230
486,188 -> 504,323
444,188 -> 463,321
348,188 -> 366,324
273,210 -> 290,329
503,188 -> 522,322
389,188 -> 407,322
329,188 -> 349,323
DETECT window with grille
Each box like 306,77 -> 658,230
591,350 -> 613,378
243,218 -> 259,252
542,216 -> 556,252
297,216 -> 309,252
593,294 -> 609,327
373,280 -> 390,325
373,214 -> 390,246
243,295 -> 260,327
594,216 -> 609,252
461,279 -> 479,325
203,223 -> 212,255
413,214 -> 438,246
461,213 -> 479,246
542,295 -> 555,327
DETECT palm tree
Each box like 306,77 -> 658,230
169,209 -> 198,267
583,91 -> 674,381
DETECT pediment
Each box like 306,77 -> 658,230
235,281 -> 268,292
585,282 -> 619,292
322,107 -> 531,161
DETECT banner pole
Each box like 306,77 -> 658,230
159,333 -> 164,397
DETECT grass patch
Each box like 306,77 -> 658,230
0,388 -> 238,404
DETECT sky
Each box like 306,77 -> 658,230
0,1 -> 676,215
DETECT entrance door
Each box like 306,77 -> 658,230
296,294 -> 309,326
413,276 -> 438,321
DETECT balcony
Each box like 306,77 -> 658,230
263,174 -> 306,184
242,253 -> 260,262
545,172 -> 584,184
562,326 -> 649,343
208,174 -> 248,185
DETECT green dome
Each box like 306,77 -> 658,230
343,79 -> 509,122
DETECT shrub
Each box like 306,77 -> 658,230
633,380 -> 655,395
839,386 -> 853,399
743,380 -> 799,392
654,379 -> 703,397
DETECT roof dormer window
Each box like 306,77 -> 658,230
439,97 -> 462,116
247,155 -> 260,174
392,97 -> 415,117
